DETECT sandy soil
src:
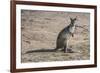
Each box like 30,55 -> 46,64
21,10 -> 90,63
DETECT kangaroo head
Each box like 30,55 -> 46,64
70,18 -> 77,26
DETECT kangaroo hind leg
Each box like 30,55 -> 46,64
64,44 -> 67,53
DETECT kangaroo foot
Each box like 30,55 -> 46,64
64,48 -> 74,53
67,48 -> 74,53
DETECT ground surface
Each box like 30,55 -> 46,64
21,10 -> 90,63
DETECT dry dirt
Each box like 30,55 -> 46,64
21,10 -> 90,63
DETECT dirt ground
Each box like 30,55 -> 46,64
21,10 -> 90,63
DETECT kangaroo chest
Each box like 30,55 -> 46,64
69,26 -> 75,33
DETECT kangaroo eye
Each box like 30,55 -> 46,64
74,18 -> 77,20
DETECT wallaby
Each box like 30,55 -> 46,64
55,17 -> 77,53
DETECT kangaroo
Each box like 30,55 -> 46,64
55,17 -> 77,53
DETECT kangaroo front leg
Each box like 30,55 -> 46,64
72,33 -> 74,37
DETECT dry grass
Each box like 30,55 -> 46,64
21,10 -> 90,63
